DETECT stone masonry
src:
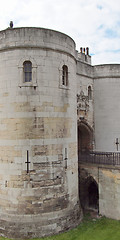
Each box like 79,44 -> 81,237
0,27 -> 81,239
0,26 -> 120,238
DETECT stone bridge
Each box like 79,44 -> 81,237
79,153 -> 120,219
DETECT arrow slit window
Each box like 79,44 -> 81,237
88,86 -> 92,100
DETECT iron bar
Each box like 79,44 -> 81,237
25,150 -> 30,173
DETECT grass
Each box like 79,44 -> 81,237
1,215 -> 120,240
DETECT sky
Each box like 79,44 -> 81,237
0,0 -> 120,65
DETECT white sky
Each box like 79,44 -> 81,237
0,0 -> 120,65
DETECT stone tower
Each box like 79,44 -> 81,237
94,64 -> 120,152
0,27 -> 81,238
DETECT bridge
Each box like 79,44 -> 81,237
79,151 -> 120,166
78,151 -> 120,220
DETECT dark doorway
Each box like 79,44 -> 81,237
79,174 -> 99,212
78,123 -> 98,212
78,123 -> 92,156
88,181 -> 99,209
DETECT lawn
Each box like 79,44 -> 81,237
1,215 -> 120,240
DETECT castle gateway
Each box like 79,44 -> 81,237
0,26 -> 120,238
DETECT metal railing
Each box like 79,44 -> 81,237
79,151 -> 120,166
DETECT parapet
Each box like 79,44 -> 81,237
0,27 -> 76,59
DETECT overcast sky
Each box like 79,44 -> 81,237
0,0 -> 120,65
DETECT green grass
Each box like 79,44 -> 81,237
1,215 -> 120,240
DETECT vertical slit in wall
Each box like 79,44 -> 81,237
65,148 -> 67,169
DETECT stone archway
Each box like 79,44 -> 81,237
78,121 -> 93,156
78,122 -> 97,212
88,180 -> 99,209
79,173 -> 99,212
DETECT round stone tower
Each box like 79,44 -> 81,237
0,27 -> 81,238
94,64 -> 120,152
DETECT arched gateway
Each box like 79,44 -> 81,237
77,122 -> 99,212
79,175 -> 99,211
78,121 -> 93,155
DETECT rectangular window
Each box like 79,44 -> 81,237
23,61 -> 32,82
62,65 -> 68,86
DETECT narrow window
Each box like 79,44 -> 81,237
62,65 -> 68,86
23,61 -> 32,82
88,86 -> 92,100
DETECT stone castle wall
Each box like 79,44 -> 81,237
79,163 -> 120,220
77,61 -> 120,152
94,64 -> 120,151
77,60 -> 94,130
1,25 -> 120,238
0,27 -> 81,238
77,60 -> 120,221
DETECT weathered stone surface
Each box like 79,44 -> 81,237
0,27 -> 81,239
1,24 -> 120,239
79,163 -> 120,220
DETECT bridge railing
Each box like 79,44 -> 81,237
79,151 -> 120,165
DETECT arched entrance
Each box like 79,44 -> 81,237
78,122 -> 98,213
88,180 -> 99,209
78,121 -> 93,156
79,174 -> 99,212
